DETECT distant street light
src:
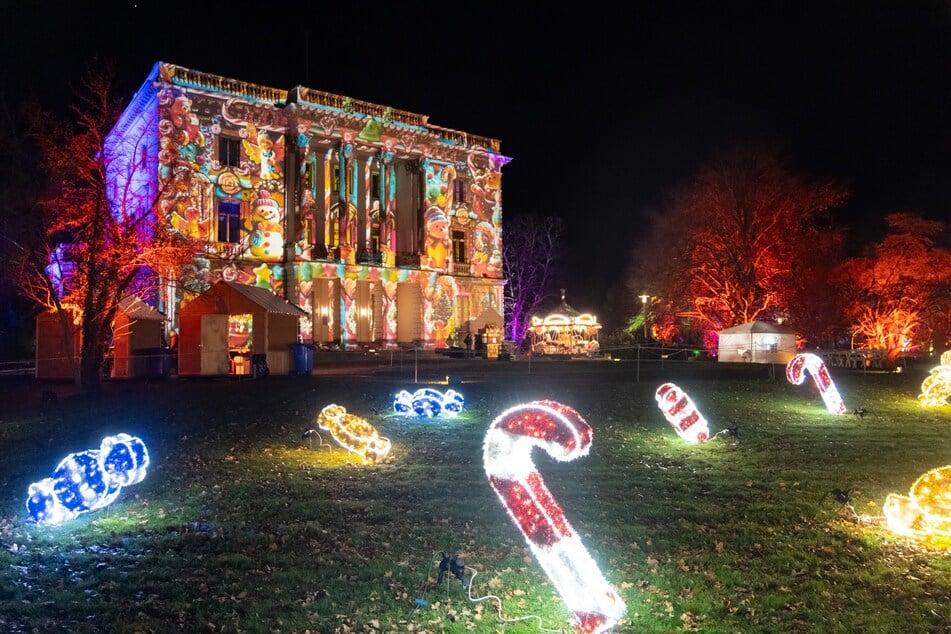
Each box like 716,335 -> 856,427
639,293 -> 650,341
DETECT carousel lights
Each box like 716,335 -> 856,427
883,465 -> 951,539
918,350 -> 951,407
655,383 -> 710,443
484,401 -> 626,634
26,433 -> 150,525
317,404 -> 391,463
393,388 -> 465,417
785,353 -> 847,415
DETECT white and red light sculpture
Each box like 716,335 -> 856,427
316,404 -> 391,463
883,465 -> 951,540
654,383 -> 710,443
483,401 -> 626,634
918,350 -> 951,407
26,433 -> 150,525
785,353 -> 847,415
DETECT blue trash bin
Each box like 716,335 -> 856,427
291,343 -> 314,375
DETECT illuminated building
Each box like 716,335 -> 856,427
77,62 -> 510,352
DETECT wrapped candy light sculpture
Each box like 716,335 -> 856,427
655,383 -> 710,443
317,404 -> 391,463
26,433 -> 149,525
785,353 -> 847,415
918,350 -> 951,407
393,388 -> 465,417
484,401 -> 626,634
883,465 -> 951,540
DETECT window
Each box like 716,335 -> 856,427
371,172 -> 381,196
303,160 -> 315,190
217,199 -> 241,243
219,137 -> 241,167
452,230 -> 467,264
452,177 -> 468,204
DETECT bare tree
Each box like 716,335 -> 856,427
835,213 -> 951,361
1,64 -> 195,396
628,144 -> 847,348
502,214 -> 565,348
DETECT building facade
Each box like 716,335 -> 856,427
113,61 -> 509,350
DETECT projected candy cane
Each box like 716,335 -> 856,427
655,383 -> 710,443
484,401 -> 626,634
785,353 -> 847,414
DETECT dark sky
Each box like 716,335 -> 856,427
3,1 -> 949,313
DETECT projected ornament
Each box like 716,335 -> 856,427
654,383 -> 710,443
26,433 -> 150,525
393,388 -> 465,417
785,353 -> 847,415
317,404 -> 391,463
484,401 -> 626,634
883,465 -> 951,539
918,350 -> 951,407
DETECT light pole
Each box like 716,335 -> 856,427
639,293 -> 650,341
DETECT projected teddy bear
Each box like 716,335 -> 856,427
422,207 -> 451,271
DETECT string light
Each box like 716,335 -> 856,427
316,404 -> 391,463
26,433 -> 149,525
655,383 -> 710,443
393,388 -> 465,417
484,401 -> 626,634
918,350 -> 951,407
786,353 -> 847,415
883,465 -> 951,540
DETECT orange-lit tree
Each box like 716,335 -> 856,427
1,65 -> 195,395
834,213 -> 951,362
502,214 -> 565,349
628,144 -> 847,347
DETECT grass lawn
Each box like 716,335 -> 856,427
0,357 -> 948,633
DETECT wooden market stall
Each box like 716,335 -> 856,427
178,281 -> 306,377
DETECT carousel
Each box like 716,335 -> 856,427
527,290 -> 601,356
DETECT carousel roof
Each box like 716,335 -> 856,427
530,291 -> 601,328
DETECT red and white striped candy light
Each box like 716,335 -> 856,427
785,353 -> 847,415
654,383 -> 710,443
483,401 -> 626,634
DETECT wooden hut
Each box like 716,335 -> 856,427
110,296 -> 168,379
178,281 -> 306,376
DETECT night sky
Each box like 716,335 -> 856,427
3,1 -> 948,314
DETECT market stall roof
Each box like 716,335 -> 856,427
183,281 -> 307,316
719,320 -> 795,335
220,282 -> 307,316
118,295 -> 167,321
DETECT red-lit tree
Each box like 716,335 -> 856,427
628,144 -> 847,348
502,214 -> 565,349
834,213 -> 951,361
0,65 -> 195,396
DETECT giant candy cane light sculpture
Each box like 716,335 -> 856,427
483,401 -> 626,634
655,383 -> 710,443
785,353 -> 847,415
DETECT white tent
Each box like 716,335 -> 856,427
718,321 -> 797,364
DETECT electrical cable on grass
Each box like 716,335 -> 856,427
465,566 -> 567,634
411,552 -> 567,633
